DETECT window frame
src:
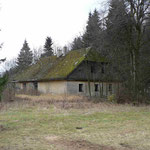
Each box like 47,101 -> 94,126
95,84 -> 99,92
23,83 -> 26,90
108,84 -> 112,92
79,84 -> 83,92
101,63 -> 104,74
34,82 -> 38,90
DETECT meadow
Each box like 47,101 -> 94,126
0,94 -> 150,150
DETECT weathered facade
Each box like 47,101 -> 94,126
16,80 -> 121,97
14,48 -> 121,97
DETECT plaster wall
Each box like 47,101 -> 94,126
67,81 -> 121,97
38,81 -> 67,94
16,81 -> 121,97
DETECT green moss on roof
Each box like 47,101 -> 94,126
85,49 -> 107,62
43,48 -> 88,80
14,56 -> 57,81
14,48 -> 107,82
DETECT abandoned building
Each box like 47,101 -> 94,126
13,48 -> 121,97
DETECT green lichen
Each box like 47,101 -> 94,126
14,48 -> 107,82
14,56 -> 57,81
43,49 -> 87,79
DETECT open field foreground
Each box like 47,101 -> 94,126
0,95 -> 150,150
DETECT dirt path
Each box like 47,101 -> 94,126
45,136 -> 133,150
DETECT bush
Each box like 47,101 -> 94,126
107,94 -> 116,103
0,75 -> 8,102
2,83 -> 15,102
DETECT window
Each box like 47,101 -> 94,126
109,84 -> 112,91
102,67 -> 104,73
23,83 -> 26,90
79,84 -> 83,92
101,63 -> 104,73
91,65 -> 96,73
78,68 -> 81,72
95,84 -> 99,92
34,82 -> 38,90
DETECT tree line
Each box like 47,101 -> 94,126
0,0 -> 150,103
17,37 -> 53,70
0,36 -> 54,100
70,0 -> 150,102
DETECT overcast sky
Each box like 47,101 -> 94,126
0,0 -> 105,62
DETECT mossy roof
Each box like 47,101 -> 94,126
14,48 -> 107,82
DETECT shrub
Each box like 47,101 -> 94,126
107,94 -> 116,103
0,75 -> 8,101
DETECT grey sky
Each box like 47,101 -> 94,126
0,0 -> 105,62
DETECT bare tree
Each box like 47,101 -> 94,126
33,46 -> 43,64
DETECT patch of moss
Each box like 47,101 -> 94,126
85,49 -> 108,62
14,56 -> 57,81
43,49 -> 87,79
14,48 -> 107,82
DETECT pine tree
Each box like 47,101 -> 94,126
71,36 -> 84,50
104,0 -> 150,100
42,36 -> 53,57
106,0 -> 128,47
102,0 -> 132,97
83,9 -> 102,50
0,74 -> 8,101
124,0 -> 150,99
105,0 -> 129,62
17,40 -> 33,70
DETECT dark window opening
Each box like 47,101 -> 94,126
109,84 -> 112,91
34,82 -> 38,90
101,64 -> 104,73
95,84 -> 99,92
102,67 -> 104,73
79,84 -> 83,92
91,66 -> 95,73
23,83 -> 26,90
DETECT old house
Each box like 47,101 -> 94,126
13,48 -> 121,97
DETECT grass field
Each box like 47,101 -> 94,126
0,95 -> 150,150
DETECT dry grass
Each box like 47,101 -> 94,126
1,94 -> 150,150
15,94 -> 149,113
16,94 -> 88,101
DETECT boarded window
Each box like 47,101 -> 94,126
109,84 -> 112,91
79,84 -> 83,92
95,84 -> 99,92
23,83 -> 26,90
34,82 -> 38,90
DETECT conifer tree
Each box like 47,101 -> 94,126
42,36 -> 53,57
17,40 -> 33,70
83,9 -> 102,50
104,0 -> 150,100
106,0 -> 128,47
0,74 -> 8,101
71,36 -> 84,50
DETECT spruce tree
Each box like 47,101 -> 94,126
17,40 -> 33,70
42,36 -> 53,57
106,0 -> 128,47
105,0 -> 133,85
104,0 -> 150,100
71,36 -> 84,50
0,74 -> 8,101
83,9 -> 102,50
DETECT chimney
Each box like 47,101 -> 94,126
63,46 -> 68,56
57,49 -> 62,57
